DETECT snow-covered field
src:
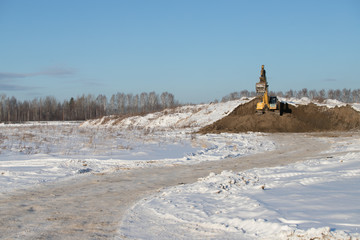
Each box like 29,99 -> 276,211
119,135 -> 360,239
1,98 -> 360,239
0,124 -> 273,194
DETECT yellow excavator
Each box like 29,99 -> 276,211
255,65 -> 280,114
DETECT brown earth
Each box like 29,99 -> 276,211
199,98 -> 360,133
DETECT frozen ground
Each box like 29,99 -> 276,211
0,123 -> 273,194
0,98 -> 360,239
119,134 -> 360,239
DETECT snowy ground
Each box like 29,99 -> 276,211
1,98 -> 360,239
119,134 -> 360,239
0,122 -> 273,194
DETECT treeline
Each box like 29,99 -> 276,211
221,88 -> 360,103
2,88 -> 359,122
0,91 -> 177,122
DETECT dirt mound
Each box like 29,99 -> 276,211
199,98 -> 360,133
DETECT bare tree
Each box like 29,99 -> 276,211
309,89 -> 317,100
167,93 -> 175,108
0,94 -> 5,121
132,94 -> 139,113
109,94 -> 117,115
116,92 -> 125,114
160,92 -> 168,109
140,92 -> 148,113
240,90 -> 249,98
328,89 -> 335,99
352,89 -> 360,103
342,88 -> 351,103
95,94 -> 107,118
148,91 -> 159,112
276,91 -> 284,98
319,89 -> 326,100
126,93 -> 133,114
300,88 -> 308,98
334,89 -> 341,101
229,92 -> 239,100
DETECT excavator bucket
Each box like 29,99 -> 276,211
256,65 -> 267,95
256,82 -> 266,94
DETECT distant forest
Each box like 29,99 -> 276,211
0,88 -> 359,122
0,91 -> 177,122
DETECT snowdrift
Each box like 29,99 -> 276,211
81,98 -> 253,131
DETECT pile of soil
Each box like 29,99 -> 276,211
199,98 -> 360,133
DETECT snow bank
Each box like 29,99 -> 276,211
279,97 -> 360,112
82,98 -> 253,130
119,137 -> 360,239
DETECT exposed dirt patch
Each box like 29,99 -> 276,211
199,98 -> 360,133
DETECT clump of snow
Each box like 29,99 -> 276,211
352,103 -> 360,112
186,133 -> 274,162
321,98 -> 347,108
279,97 -> 313,106
119,136 -> 360,239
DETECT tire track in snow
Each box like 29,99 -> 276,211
0,133 -> 332,239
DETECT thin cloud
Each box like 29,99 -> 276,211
0,67 -> 76,80
0,72 -> 28,79
323,78 -> 337,82
36,67 -> 76,76
0,83 -> 32,91
79,79 -> 105,87
60,78 -> 105,87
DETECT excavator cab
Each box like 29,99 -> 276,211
269,96 -> 278,110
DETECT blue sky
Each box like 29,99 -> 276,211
0,0 -> 359,103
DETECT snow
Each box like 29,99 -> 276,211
119,136 -> 360,239
1,97 -> 360,239
0,98 -> 272,193
353,103 -> 360,112
81,97 -> 253,131
279,96 -> 360,111
0,122 -> 273,193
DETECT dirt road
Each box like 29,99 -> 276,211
0,133 -> 336,239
